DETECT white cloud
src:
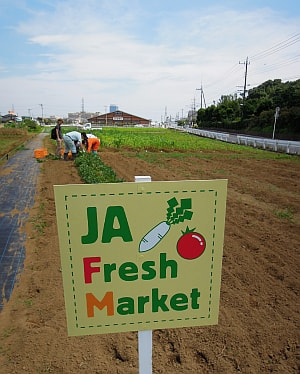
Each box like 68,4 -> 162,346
29,34 -> 72,46
1,2 -> 299,120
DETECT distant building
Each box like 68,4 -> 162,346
89,110 -> 150,127
68,111 -> 99,123
49,115 -> 60,122
109,104 -> 118,113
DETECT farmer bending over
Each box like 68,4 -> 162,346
81,132 -> 100,154
63,131 -> 83,160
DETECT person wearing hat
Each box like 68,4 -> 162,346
55,118 -> 64,158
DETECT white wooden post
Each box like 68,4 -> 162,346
135,175 -> 153,374
138,329 -> 152,374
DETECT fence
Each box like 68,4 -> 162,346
170,126 -> 300,155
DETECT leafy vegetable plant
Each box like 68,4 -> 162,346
74,152 -> 123,184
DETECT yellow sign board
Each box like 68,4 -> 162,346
54,180 -> 227,336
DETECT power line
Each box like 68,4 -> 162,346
203,33 -> 300,108
236,34 -> 300,98
206,63 -> 243,89
250,55 -> 300,76
250,32 -> 300,62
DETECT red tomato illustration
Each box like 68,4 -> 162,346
177,227 -> 206,259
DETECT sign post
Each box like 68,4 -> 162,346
54,179 -> 227,370
134,176 -> 153,374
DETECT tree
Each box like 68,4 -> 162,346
195,79 -> 300,138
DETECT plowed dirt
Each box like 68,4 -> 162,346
0,135 -> 299,373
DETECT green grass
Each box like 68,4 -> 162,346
2,328 -> 15,338
0,128 -> 40,163
29,203 -> 47,234
24,299 -> 33,307
89,127 -> 299,161
273,206 -> 295,222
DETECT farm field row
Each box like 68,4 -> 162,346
0,128 -> 299,373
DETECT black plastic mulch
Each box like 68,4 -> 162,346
0,133 -> 46,312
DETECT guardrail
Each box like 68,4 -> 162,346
187,128 -> 230,142
170,126 -> 300,155
235,136 -> 300,154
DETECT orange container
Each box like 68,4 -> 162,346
34,148 -> 48,158
61,149 -> 72,156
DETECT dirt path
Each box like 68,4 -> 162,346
0,137 -> 299,373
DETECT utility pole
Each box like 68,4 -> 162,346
190,97 -> 196,127
239,57 -> 250,118
272,107 -> 280,139
196,84 -> 206,109
39,104 -> 44,123
104,106 -> 108,126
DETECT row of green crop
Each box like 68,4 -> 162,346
92,128 -> 295,159
91,127 -> 243,152
74,152 -> 123,184
48,127 -> 295,169
51,126 -> 233,151
47,125 -> 271,153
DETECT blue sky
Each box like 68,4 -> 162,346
0,0 -> 299,121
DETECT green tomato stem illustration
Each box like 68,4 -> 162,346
139,197 -> 193,252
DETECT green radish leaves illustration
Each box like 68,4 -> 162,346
139,197 -> 193,252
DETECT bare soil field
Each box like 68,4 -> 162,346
0,135 -> 299,373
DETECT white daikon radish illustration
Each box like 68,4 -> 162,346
139,197 -> 193,252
